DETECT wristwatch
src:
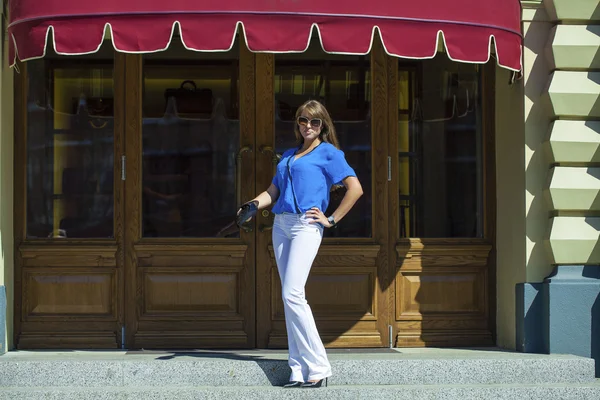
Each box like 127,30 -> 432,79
327,215 -> 337,228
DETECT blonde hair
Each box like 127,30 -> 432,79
294,100 -> 340,149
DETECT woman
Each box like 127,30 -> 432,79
239,100 -> 363,388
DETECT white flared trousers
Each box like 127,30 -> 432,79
272,213 -> 332,382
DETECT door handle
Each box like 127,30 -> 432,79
258,148 -> 278,231
236,146 -> 253,232
259,210 -> 273,232
260,146 -> 282,167
259,224 -> 273,232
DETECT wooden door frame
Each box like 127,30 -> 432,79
371,38 -> 393,348
13,59 -> 27,348
254,52 -> 274,348
123,53 -> 140,347
482,62 -> 497,342
13,52 -> 127,348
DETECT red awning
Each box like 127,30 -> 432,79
8,0 -> 522,71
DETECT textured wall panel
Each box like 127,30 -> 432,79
549,121 -> 600,163
550,25 -> 600,69
548,167 -> 600,210
547,217 -> 600,264
545,0 -> 600,21
547,71 -> 600,118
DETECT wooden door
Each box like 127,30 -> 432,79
388,59 -> 496,347
14,50 -> 126,348
123,42 -> 257,348
254,40 -> 393,348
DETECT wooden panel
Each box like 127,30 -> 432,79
398,318 -> 489,331
18,334 -> 118,349
127,241 -> 252,345
269,246 -> 379,321
24,270 -> 115,317
268,321 -> 383,348
397,270 -> 485,316
20,245 -> 118,267
133,332 -> 248,349
130,245 -> 252,347
306,271 -> 376,317
266,244 -> 382,348
395,239 -> 492,347
271,268 -> 377,319
135,244 -> 247,266
397,239 -> 491,267
267,245 -> 380,265
143,271 -> 240,315
17,246 -> 120,347
396,331 -> 492,347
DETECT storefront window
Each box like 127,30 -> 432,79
26,49 -> 115,239
142,41 -> 239,237
275,41 -> 372,238
398,60 -> 484,238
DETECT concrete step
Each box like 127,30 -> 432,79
0,348 -> 596,388
1,383 -> 600,400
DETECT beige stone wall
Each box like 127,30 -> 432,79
0,18 -> 15,350
494,0 -> 552,350
495,64 -> 527,349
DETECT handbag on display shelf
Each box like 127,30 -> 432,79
72,96 -> 114,129
164,81 -> 213,116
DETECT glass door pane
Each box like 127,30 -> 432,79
274,40 -> 372,238
398,61 -> 483,238
142,48 -> 240,237
26,59 -> 115,239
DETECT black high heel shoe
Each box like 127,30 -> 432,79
301,378 -> 327,388
282,381 -> 303,388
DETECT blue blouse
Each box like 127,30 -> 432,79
271,142 -> 356,214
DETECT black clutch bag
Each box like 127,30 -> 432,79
236,201 -> 258,228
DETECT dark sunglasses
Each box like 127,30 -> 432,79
297,116 -> 323,128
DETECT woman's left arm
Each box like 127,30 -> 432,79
307,176 -> 363,227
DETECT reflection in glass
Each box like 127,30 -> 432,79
26,59 -> 115,238
142,52 -> 239,237
398,60 -> 483,238
275,44 -> 372,238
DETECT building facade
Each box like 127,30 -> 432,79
0,0 -> 597,371
515,0 -> 600,365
